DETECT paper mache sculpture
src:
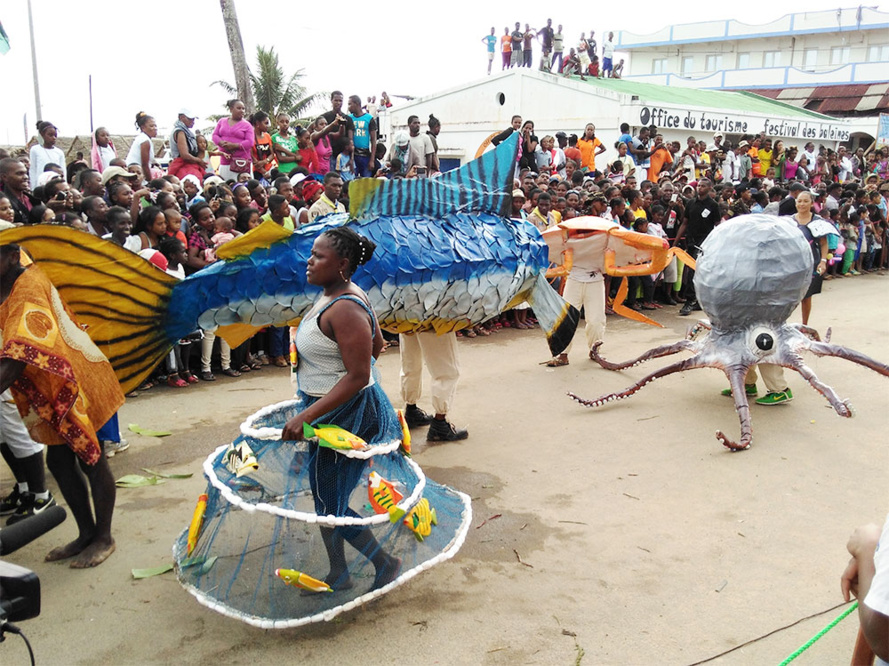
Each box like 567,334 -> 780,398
567,215 -> 889,451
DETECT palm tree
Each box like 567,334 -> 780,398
218,0 -> 254,113
212,45 -> 325,122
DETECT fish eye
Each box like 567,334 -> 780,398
748,326 -> 776,356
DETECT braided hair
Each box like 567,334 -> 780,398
322,227 -> 376,277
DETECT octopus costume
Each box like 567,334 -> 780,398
570,215 -> 889,450
173,295 -> 472,628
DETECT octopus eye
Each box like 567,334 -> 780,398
755,333 -> 774,351
748,327 -> 776,356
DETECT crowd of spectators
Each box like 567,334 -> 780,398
482,20 -> 624,79
1,100 -> 888,378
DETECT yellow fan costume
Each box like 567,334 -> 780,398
0,265 -> 124,464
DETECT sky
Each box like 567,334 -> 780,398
0,0 -> 882,144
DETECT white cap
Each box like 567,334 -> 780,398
394,132 -> 410,147
178,107 -> 197,119
289,173 -> 308,186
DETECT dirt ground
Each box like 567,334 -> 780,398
2,274 -> 888,665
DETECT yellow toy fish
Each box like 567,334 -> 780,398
396,409 -> 412,457
186,493 -> 208,556
403,498 -> 437,542
368,471 -> 406,522
223,441 -> 259,477
274,568 -> 333,594
302,423 -> 368,451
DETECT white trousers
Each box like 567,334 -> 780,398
0,390 -> 44,457
400,331 -> 460,415
562,278 -> 606,356
201,330 -> 232,372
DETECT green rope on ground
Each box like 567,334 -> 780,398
777,601 -> 858,666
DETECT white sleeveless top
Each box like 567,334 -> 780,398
294,294 -> 376,397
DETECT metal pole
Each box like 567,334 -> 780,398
23,113 -> 27,145
27,0 -> 42,124
89,75 -> 94,134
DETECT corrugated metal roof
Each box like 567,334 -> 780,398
741,84 -> 889,114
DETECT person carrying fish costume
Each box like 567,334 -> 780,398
0,242 -> 124,567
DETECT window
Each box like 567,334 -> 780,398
763,51 -> 781,68
652,58 -> 667,74
681,56 -> 694,75
737,52 -> 750,69
705,54 -> 723,71
803,49 -> 818,70
868,44 -> 889,61
830,46 -> 850,65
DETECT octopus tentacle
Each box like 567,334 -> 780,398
589,339 -> 698,371
686,320 -> 712,341
716,365 -> 754,451
568,356 -> 710,407
804,341 -> 889,378
785,356 -> 853,417
789,323 -> 824,342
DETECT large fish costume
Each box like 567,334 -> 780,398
1,133 -> 578,393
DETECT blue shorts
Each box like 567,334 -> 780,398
603,57 -> 613,71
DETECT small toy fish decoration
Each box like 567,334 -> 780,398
368,471 -> 406,522
403,498 -> 438,542
186,493 -> 208,555
274,568 -> 333,593
223,441 -> 259,477
302,423 -> 368,451
396,409 -> 411,457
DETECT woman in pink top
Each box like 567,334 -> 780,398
311,115 -> 342,174
212,99 -> 254,182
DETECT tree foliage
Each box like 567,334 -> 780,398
212,45 -> 324,122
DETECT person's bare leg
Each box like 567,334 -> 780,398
801,297 -> 812,326
70,454 -> 116,568
45,445 -> 95,561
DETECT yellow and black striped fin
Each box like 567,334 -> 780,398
0,226 -> 176,393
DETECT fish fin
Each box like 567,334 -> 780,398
610,278 -> 663,328
526,274 -> 580,357
216,220 -> 292,261
216,323 -> 264,348
350,133 -> 519,220
346,178 -> 386,219
0,225 -> 177,393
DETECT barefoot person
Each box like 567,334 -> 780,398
0,243 -> 124,567
281,227 -> 400,591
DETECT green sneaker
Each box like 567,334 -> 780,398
755,389 -> 793,406
721,384 -> 758,397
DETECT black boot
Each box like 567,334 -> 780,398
426,418 -> 469,442
404,404 -> 433,427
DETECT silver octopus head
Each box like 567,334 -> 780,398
695,215 -> 812,332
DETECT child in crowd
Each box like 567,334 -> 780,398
235,207 -> 261,234
158,237 -> 198,387
625,217 -> 658,311
336,139 -> 356,182
164,208 -> 187,245
608,159 -> 626,185
211,217 -> 236,249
